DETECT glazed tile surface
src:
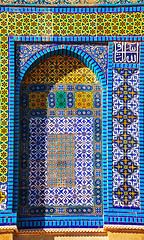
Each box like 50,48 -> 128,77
113,69 -> 139,208
19,55 -> 102,216
0,5 -> 144,227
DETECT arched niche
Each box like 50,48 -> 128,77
18,54 -> 103,218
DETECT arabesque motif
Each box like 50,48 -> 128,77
113,69 -> 139,208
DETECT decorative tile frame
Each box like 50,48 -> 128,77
0,6 -> 144,228
139,43 -> 144,213
10,40 -> 107,228
104,42 -> 144,225
112,47 -> 140,210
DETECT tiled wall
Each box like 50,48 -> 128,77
0,6 -> 144,229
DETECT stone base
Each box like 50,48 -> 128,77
0,234 -> 13,240
1,228 -> 144,240
12,233 -> 144,240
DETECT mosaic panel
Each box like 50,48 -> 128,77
75,92 -> 93,109
0,12 -> 142,205
7,12 -> 53,36
53,12 -> 144,36
56,92 -> 67,108
29,132 -> 75,189
0,12 -> 144,41
29,92 -> 47,109
53,13 -> 97,36
0,6 -> 143,226
113,69 -> 140,208
0,12 -> 9,211
19,55 -> 102,216
46,134 -> 75,188
29,117 -> 94,207
97,12 -> 143,36
0,184 -> 7,210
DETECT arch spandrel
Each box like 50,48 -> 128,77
19,46 -> 107,89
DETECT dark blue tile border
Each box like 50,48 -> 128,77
0,6 -> 143,13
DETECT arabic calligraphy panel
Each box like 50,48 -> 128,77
114,42 -> 139,64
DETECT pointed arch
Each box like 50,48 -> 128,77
17,45 -> 106,89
